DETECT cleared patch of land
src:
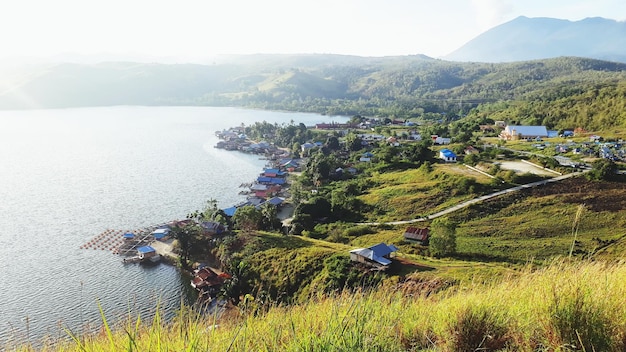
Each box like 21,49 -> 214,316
498,160 -> 556,176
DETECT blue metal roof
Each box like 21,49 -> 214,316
267,197 -> 284,205
137,246 -> 156,254
369,242 -> 397,257
257,177 -> 286,185
223,207 -> 237,217
257,176 -> 272,183
270,178 -> 286,185
440,149 -> 457,158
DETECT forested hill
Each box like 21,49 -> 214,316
2,55 -> 626,130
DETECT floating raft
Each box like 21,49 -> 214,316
80,227 -> 154,254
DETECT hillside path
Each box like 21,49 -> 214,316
358,171 -> 587,226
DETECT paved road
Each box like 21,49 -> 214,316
358,171 -> 587,226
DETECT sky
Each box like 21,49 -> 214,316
1,0 -> 626,63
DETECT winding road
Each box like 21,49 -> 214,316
358,170 -> 588,226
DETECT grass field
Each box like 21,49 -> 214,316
17,260 -> 626,351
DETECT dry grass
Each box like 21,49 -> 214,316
11,260 -> 626,351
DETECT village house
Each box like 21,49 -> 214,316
301,142 -> 316,152
431,135 -> 451,145
387,136 -> 400,146
191,266 -> 230,297
407,131 -> 422,141
359,151 -> 374,163
349,243 -> 398,270
403,227 -> 430,245
500,125 -> 548,140
439,148 -> 457,162
464,146 -> 480,155
257,176 -> 286,185
261,168 -> 287,178
315,122 -> 354,130
151,227 -> 170,241
200,221 -> 226,236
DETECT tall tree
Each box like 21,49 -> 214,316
232,205 -> 264,232
429,217 -> 457,257
260,203 -> 281,230
170,223 -> 203,269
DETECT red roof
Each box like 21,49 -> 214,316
404,227 -> 429,241
192,268 -> 224,288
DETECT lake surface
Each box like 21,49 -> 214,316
0,106 -> 347,346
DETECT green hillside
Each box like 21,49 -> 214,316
4,55 -> 626,131
4,54 -> 626,350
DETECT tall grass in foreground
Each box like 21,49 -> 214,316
12,260 -> 626,351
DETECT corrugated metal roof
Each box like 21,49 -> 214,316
505,125 -> 548,137
369,242 -> 397,257
349,247 -> 393,266
440,148 -> 456,158
137,246 -> 155,254
223,207 -> 237,217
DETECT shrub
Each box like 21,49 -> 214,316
343,225 -> 375,237
546,286 -> 614,351
447,305 -> 510,351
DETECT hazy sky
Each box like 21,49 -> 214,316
1,0 -> 626,62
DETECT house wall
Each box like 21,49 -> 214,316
350,253 -> 366,263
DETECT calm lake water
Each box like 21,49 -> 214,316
0,106 -> 347,346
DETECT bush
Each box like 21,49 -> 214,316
343,226 -> 376,237
546,286 -> 614,351
586,159 -> 618,181
446,305 -> 510,351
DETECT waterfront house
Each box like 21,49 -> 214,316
223,206 -> 237,217
191,267 -> 227,296
280,159 -> 299,171
349,243 -> 398,269
136,246 -> 160,263
123,232 -> 135,241
257,176 -> 286,185
200,221 -> 225,236
251,184 -> 281,198
262,168 -> 286,178
262,196 -> 284,207
403,227 -> 429,245
151,228 -> 170,241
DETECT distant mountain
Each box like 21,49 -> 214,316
445,16 -> 626,63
